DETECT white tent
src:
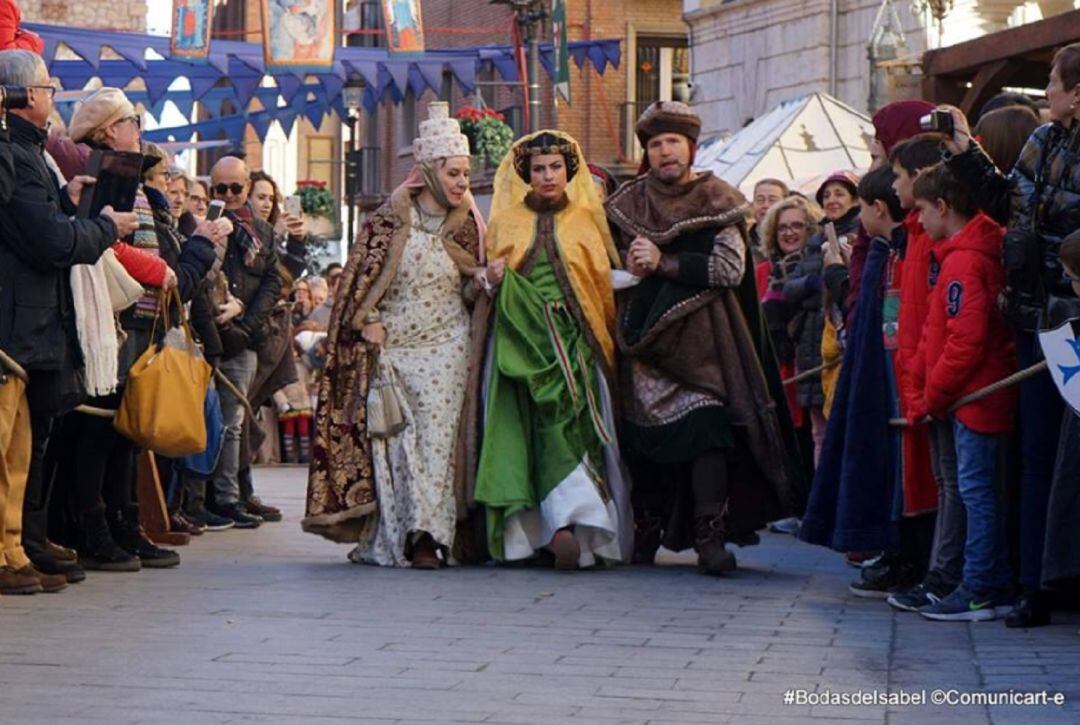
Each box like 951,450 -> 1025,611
694,93 -> 876,197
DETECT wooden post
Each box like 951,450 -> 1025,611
138,451 -> 190,547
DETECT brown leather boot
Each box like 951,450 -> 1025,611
17,564 -> 67,593
46,541 -> 78,563
0,566 -> 43,595
694,513 -> 736,576
632,514 -> 663,565
411,533 -> 441,570
549,528 -> 581,570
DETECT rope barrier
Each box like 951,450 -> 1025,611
0,349 -> 28,384
889,360 -> 1049,427
782,359 -> 841,386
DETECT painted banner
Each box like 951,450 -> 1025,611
383,0 -> 425,55
261,0 -> 337,73
170,0 -> 213,62
1039,319 -> 1080,415
552,0 -> 571,104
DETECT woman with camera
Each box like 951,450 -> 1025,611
940,43 -> 1080,628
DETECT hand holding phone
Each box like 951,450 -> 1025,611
284,195 -> 303,217
206,199 -> 226,221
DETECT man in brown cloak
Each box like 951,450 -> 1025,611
605,101 -> 804,574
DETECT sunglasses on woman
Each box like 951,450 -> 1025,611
214,182 -> 247,197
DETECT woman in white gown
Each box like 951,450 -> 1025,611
302,102 -> 489,568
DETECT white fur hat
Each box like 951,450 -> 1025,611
413,102 -> 471,163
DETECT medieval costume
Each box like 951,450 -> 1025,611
605,101 -> 803,574
474,131 -> 632,569
303,102 -> 485,567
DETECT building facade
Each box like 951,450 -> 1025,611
684,0 -> 1076,140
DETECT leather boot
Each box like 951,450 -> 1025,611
110,507 -> 180,569
694,509 -> 736,575
78,506 -> 141,572
632,514 -> 663,565
1006,589 -> 1052,628
46,541 -> 78,563
0,565 -> 43,595
410,532 -> 441,570
16,564 -> 66,593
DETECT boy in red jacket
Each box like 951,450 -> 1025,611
908,163 -> 1017,622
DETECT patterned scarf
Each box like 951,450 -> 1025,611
131,188 -> 163,320
231,205 -> 265,268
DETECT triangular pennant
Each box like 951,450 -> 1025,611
219,115 -> 247,140
408,66 -> 427,97
55,101 -> 75,127
278,110 -> 298,138
320,74 -> 344,104
207,52 -> 231,76
41,37 -> 60,67
570,45 -> 588,69
362,85 -> 378,116
108,42 -> 149,71
347,59 -> 379,88
304,104 -> 325,130
418,62 -> 444,95
189,75 -> 220,101
587,44 -> 609,74
200,94 -> 227,118
248,113 -> 272,142
539,50 -> 555,80
254,87 -> 281,110
62,39 -> 103,69
604,40 -> 622,69
169,94 -> 195,121
230,74 -> 262,107
143,74 -> 175,105
147,98 -> 167,123
491,55 -> 518,82
276,75 -> 303,104
449,60 -> 476,92
383,61 -> 411,97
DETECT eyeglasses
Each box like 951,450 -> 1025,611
213,182 -> 246,197
188,194 -> 208,204
28,85 -> 56,99
777,222 -> 809,235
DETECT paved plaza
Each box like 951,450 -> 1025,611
1,466 -> 1078,725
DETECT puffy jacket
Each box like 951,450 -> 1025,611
946,123 -> 1080,329
0,115 -> 117,371
912,213 -> 1017,434
896,211 -> 934,417
0,0 -> 43,52
145,186 -> 215,303
782,236 -> 826,408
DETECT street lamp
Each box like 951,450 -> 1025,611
490,0 -> 546,133
343,79 -> 364,252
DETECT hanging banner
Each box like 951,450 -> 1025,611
382,0 -> 426,55
552,0 -> 571,104
170,0 -> 213,62
260,0 -> 337,73
1039,318 -> 1080,415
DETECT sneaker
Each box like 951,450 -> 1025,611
184,506 -> 235,532
768,517 -> 801,535
887,578 -> 953,612
169,512 -> 205,537
845,551 -> 882,568
110,510 -> 181,569
30,553 -> 86,583
245,496 -> 282,523
919,586 -> 1012,622
214,504 -> 262,530
45,540 -> 78,563
848,562 -> 921,599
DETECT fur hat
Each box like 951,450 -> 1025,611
69,88 -> 137,144
413,101 -> 471,163
635,100 -> 702,146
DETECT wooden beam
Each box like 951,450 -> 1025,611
960,59 -> 1013,117
923,8 -> 1080,77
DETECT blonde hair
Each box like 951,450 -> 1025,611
759,195 -> 824,258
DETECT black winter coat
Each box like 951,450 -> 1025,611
217,211 -> 281,358
946,122 -> 1080,329
0,115 -> 117,371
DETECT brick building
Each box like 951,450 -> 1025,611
21,0 -> 147,32
351,0 -> 688,208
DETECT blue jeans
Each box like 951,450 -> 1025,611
928,420 -> 965,588
210,350 -> 258,507
953,419 -> 1010,594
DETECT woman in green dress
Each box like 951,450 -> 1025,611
474,131 -> 632,570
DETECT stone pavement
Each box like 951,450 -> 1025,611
1,466 -> 1078,725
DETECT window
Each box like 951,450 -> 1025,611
346,0 -> 385,49
306,135 -> 337,196
627,35 -> 690,156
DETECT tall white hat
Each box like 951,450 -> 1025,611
413,101 -> 471,163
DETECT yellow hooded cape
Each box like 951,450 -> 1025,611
485,130 -> 621,367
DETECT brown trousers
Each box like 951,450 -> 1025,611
0,375 -> 31,569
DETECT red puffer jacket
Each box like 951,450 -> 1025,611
912,212 -> 1017,434
896,211 -> 933,415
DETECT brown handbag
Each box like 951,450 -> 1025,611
114,289 -> 213,456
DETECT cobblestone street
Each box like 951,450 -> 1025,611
1,466 -> 1078,725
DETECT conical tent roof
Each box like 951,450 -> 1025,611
694,93 -> 876,196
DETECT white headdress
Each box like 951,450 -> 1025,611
413,102 -> 471,163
